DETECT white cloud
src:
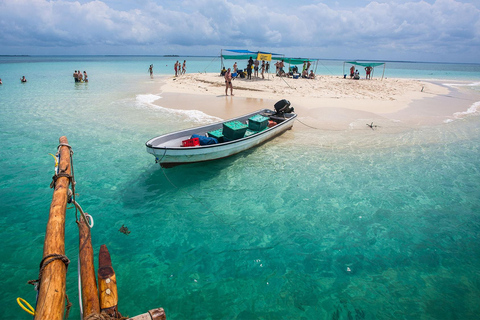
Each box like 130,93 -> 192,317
0,0 -> 479,62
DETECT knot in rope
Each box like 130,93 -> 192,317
28,254 -> 70,291
50,172 -> 73,189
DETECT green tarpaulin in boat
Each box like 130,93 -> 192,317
346,61 -> 385,67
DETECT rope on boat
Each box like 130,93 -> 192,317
69,190 -> 94,228
201,56 -> 219,73
17,297 -> 35,315
160,166 -> 238,233
78,255 -> 83,319
27,254 -> 71,291
296,118 -> 322,130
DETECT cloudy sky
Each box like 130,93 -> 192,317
0,0 -> 479,63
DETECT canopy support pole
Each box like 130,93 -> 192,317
220,49 -> 224,69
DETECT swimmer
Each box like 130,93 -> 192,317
21,76 -> 27,83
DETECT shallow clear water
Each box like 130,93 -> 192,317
1,56 -> 480,319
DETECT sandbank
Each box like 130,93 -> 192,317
156,73 -> 478,130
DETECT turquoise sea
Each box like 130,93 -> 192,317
1,56 -> 480,319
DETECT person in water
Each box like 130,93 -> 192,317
0,78 -> 2,85
73,70 -> 78,82
148,64 -> 153,76
83,71 -> 88,82
21,76 -> 27,82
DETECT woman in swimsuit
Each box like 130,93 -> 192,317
225,68 -> 233,96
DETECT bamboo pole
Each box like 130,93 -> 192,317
128,308 -> 167,320
98,244 -> 121,318
34,136 -> 71,320
78,217 -> 100,318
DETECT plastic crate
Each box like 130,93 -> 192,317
248,115 -> 269,131
244,129 -> 258,137
207,129 -> 224,142
182,137 -> 200,147
222,121 -> 247,140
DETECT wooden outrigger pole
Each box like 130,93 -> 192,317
30,137 -> 167,320
78,215 -> 100,318
34,136 -> 71,320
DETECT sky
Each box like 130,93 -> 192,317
0,0 -> 479,63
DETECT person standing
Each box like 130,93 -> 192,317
78,70 -> 83,82
233,62 -> 237,73
350,65 -> 355,78
83,71 -> 88,82
148,64 -> 153,76
224,68 -> 233,96
365,66 -> 372,79
182,60 -> 186,74
266,62 -> 270,74
261,60 -> 265,79
73,70 -> 78,82
174,61 -> 179,77
254,59 -> 259,78
247,57 -> 253,80
279,60 -> 285,76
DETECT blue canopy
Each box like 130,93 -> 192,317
223,49 -> 283,56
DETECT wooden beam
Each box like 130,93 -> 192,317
98,244 -> 121,318
78,216 -> 100,318
34,136 -> 71,320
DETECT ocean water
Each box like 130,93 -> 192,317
1,56 -> 480,319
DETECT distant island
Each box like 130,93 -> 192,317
163,55 -> 179,57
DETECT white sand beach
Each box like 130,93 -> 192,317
157,72 -> 477,130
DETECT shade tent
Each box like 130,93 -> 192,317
221,49 -> 283,66
271,57 -> 317,65
223,49 -> 282,55
343,61 -> 386,79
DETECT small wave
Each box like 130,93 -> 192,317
170,108 -> 223,123
136,93 -> 162,105
443,81 -> 480,87
444,101 -> 480,123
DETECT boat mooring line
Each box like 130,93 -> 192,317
296,118 -> 321,130
160,166 -> 239,233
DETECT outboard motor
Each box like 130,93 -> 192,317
274,99 -> 294,115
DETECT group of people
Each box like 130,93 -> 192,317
349,65 -> 373,80
73,70 -> 88,82
274,60 -> 315,79
174,60 -> 186,77
222,58 -> 316,96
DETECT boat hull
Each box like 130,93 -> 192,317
145,109 -> 296,167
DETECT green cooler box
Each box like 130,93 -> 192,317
248,115 -> 269,131
222,121 -> 248,140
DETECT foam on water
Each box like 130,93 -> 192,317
136,93 -> 222,124
444,100 -> 480,123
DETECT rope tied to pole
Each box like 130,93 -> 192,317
27,254 -> 71,291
